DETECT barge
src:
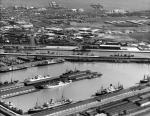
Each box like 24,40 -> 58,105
60,70 -> 102,81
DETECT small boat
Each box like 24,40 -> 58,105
41,80 -> 72,89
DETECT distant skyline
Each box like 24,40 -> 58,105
2,0 -> 150,11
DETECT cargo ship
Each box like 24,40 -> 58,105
0,65 -> 28,73
28,98 -> 72,114
94,83 -> 124,96
110,54 -> 134,58
36,58 -> 65,66
81,44 -> 121,50
139,74 -> 150,84
40,80 -> 72,89
24,75 -> 52,86
60,70 -> 102,81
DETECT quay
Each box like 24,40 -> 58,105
1,53 -> 150,63
0,84 -> 38,99
0,104 -> 19,116
0,59 -> 65,73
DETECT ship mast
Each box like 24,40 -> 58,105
0,0 -> 2,23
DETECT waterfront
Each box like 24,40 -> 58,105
1,62 -> 150,112
1,1 -> 150,115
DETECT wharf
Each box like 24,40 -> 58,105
0,59 -> 64,73
65,56 -> 150,63
1,53 -> 150,63
31,85 -> 150,116
0,84 -> 38,99
0,83 -> 24,92
0,104 -> 19,116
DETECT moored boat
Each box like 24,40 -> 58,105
24,75 -> 51,85
140,74 -> 150,84
0,65 -> 28,73
28,98 -> 72,114
41,80 -> 72,89
94,83 -> 123,96
36,58 -> 65,66
60,70 -> 102,81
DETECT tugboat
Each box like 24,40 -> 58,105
28,97 -> 72,114
94,83 -> 123,96
40,80 -> 72,89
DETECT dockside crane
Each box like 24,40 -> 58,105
90,3 -> 104,11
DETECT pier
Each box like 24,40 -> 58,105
1,53 -> 150,63
0,85 -> 38,99
0,104 -> 19,116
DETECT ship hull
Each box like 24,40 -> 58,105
28,102 -> 71,114
42,82 -> 71,89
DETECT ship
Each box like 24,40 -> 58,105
28,98 -> 72,114
110,54 -> 134,58
24,75 -> 52,86
36,59 -> 65,66
24,70 -> 102,86
60,70 -> 102,81
94,83 -> 123,96
40,80 -> 72,89
139,74 -> 150,84
0,65 -> 28,73
81,44 -> 121,50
